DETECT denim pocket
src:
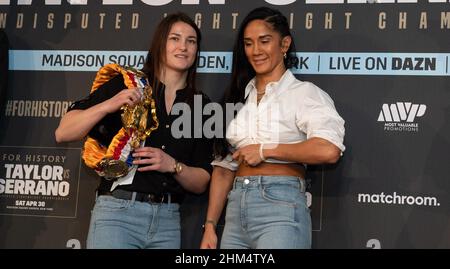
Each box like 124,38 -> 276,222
168,203 -> 180,219
261,184 -> 300,207
227,188 -> 237,200
94,195 -> 129,212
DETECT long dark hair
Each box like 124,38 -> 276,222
142,12 -> 202,102
214,7 -> 298,157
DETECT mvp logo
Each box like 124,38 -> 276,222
377,102 -> 426,122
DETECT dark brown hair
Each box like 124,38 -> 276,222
142,12 -> 202,102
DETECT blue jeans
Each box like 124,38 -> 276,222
86,194 -> 180,249
221,176 -> 311,249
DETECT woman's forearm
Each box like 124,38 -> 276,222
55,103 -> 109,143
264,137 -> 342,164
204,166 -> 235,228
173,164 -> 211,194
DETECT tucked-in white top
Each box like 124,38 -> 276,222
213,70 -> 345,171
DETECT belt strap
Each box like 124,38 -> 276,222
98,189 -> 180,204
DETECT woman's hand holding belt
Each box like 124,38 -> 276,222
132,147 -> 176,173
102,88 -> 142,114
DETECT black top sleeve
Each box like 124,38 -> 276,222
68,75 -> 124,146
190,94 -> 214,175
191,134 -> 214,175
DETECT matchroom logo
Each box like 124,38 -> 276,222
377,102 -> 427,132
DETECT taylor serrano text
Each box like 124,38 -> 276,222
175,253 -> 275,266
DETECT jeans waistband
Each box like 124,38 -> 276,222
97,189 -> 182,204
233,176 -> 306,192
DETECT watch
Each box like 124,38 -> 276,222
173,160 -> 183,174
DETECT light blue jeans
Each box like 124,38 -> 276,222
86,194 -> 180,249
221,176 -> 311,249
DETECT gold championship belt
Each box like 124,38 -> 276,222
82,63 -> 159,180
